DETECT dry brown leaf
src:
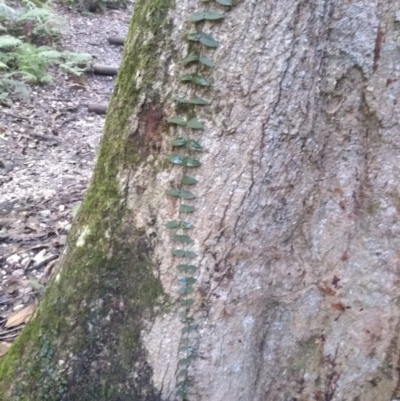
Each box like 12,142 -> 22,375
0,342 -> 11,357
5,304 -> 34,328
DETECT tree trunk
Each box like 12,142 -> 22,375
2,1 -> 400,400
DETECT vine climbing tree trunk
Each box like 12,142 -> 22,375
2,0 -> 400,400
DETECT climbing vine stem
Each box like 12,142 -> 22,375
165,1 -> 236,400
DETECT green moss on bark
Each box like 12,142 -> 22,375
0,0 -> 174,399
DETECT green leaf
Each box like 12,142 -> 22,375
187,119 -> 204,129
199,33 -> 219,48
180,204 -> 195,213
170,137 -> 186,147
167,116 -> 186,125
180,189 -> 196,199
182,324 -> 197,333
178,369 -> 188,377
178,286 -> 194,294
199,56 -> 214,67
166,189 -> 196,199
180,298 -> 195,306
180,74 -> 210,87
176,389 -> 187,398
173,234 -> 194,244
177,264 -> 197,273
183,157 -> 201,167
181,175 -> 198,185
180,221 -> 193,229
166,154 -> 184,164
187,32 -> 202,42
181,316 -> 195,324
204,10 -> 225,20
187,10 -> 224,22
179,277 -> 196,285
166,188 -> 181,197
173,249 -> 196,258
187,353 -> 198,361
180,338 -> 189,346
174,96 -> 210,105
178,357 -> 188,365
166,220 -> 192,229
187,11 -> 207,22
165,221 -> 180,229
180,53 -> 199,65
185,140 -> 203,151
216,0 -> 232,5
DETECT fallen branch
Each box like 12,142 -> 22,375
92,65 -> 119,76
88,103 -> 108,115
107,36 -> 125,46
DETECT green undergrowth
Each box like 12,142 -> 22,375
0,0 -> 90,104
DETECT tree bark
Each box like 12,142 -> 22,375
2,1 -> 400,401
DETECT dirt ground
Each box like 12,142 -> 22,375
0,3 -> 131,347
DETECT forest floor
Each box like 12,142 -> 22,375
0,3 -> 131,352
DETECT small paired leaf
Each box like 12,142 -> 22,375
178,286 -> 194,294
173,234 -> 194,243
180,298 -> 195,306
173,249 -> 196,258
216,0 -> 232,5
174,96 -> 210,105
179,277 -> 196,285
166,189 -> 196,199
170,137 -> 186,147
187,353 -> 198,361
199,33 -> 219,48
181,175 -> 198,185
180,204 -> 195,213
204,10 -> 225,20
180,221 -> 193,229
181,317 -> 195,324
187,119 -> 204,129
185,140 -> 203,151
188,10 -> 224,22
166,221 -> 193,229
180,338 -> 189,346
199,56 -> 214,67
182,324 -> 198,333
187,11 -> 208,22
166,188 -> 181,197
165,221 -> 180,229
177,264 -> 197,273
181,74 -> 210,87
187,32 -> 202,42
180,189 -> 196,199
167,116 -> 186,125
180,53 -> 199,65
166,154 -> 184,164
183,157 -> 201,167
178,358 -> 188,366
176,389 -> 187,398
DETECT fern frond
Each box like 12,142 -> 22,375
0,35 -> 22,48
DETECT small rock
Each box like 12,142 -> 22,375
6,254 -> 21,265
33,249 -> 47,265
21,257 -> 30,267
12,304 -> 24,312
39,210 -> 51,217
11,269 -> 24,278
59,205 -> 65,212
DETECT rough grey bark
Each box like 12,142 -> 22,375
2,1 -> 400,401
